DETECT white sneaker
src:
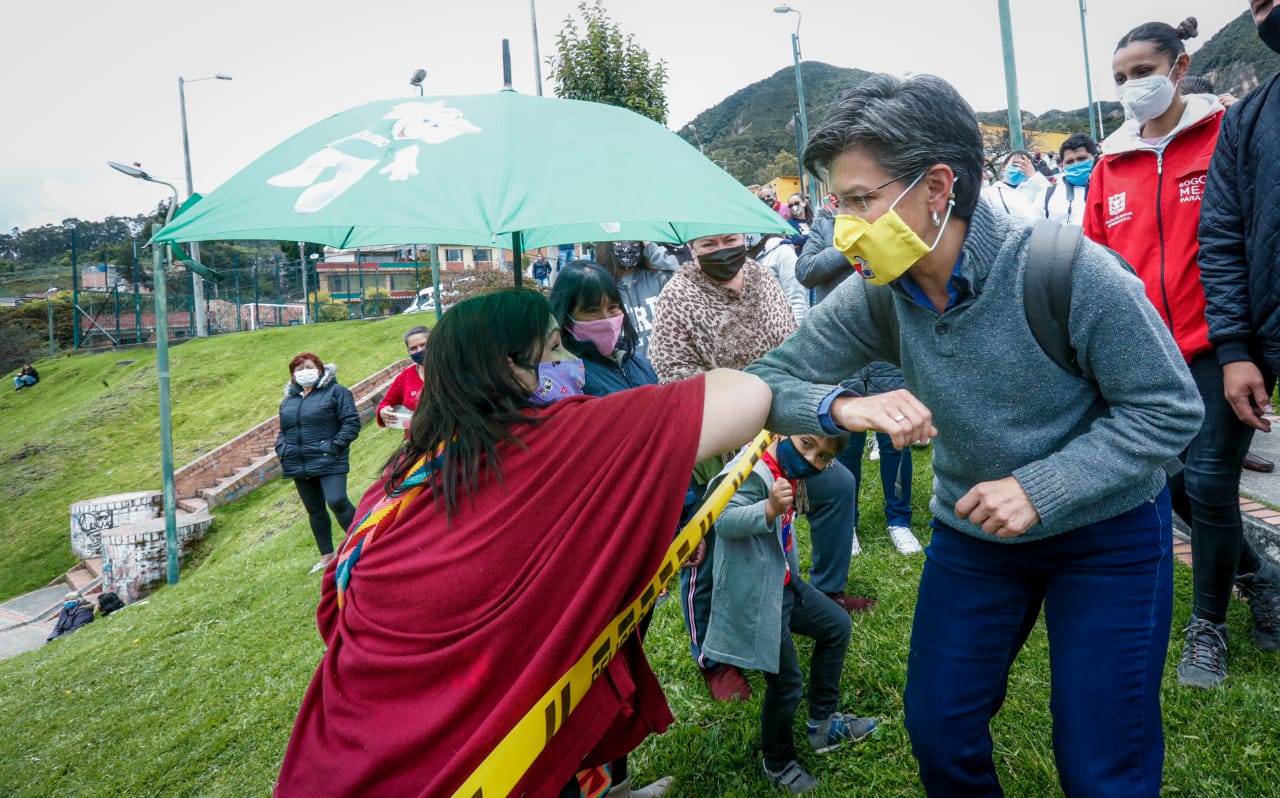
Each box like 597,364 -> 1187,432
850,530 -> 863,557
869,434 -> 881,461
888,525 -> 922,555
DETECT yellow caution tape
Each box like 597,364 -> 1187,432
450,430 -> 774,798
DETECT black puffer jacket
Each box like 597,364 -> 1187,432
275,366 -> 361,479
1200,72 -> 1280,373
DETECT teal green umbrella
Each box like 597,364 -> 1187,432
153,91 -> 793,251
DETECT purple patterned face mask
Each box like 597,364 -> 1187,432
530,359 -> 586,404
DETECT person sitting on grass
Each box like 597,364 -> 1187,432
46,593 -> 93,642
700,432 -> 878,794
14,362 -> 38,391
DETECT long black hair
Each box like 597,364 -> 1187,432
383,289 -> 551,518
548,260 -> 639,360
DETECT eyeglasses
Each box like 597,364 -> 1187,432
837,173 -> 912,214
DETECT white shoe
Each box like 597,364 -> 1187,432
850,530 -> 863,556
869,434 -> 881,461
888,525 -> 922,555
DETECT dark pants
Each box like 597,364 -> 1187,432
681,462 -> 856,665
293,473 -> 356,555
903,490 -> 1172,798
762,577 -> 852,770
839,431 -> 914,528
1167,353 -> 1268,624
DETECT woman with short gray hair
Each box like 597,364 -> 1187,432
749,73 -> 1202,796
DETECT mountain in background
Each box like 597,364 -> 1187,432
682,11 -> 1275,185
1191,10 -> 1279,97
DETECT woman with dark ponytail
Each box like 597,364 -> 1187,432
1084,17 -> 1280,693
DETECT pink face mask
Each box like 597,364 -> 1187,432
569,314 -> 625,357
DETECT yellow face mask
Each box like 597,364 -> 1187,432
833,171 -> 953,286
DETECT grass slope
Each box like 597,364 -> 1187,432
0,437 -> 1277,796
0,316 -> 422,602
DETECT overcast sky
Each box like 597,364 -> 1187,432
0,0 -> 1245,231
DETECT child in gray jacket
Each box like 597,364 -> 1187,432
702,432 -> 878,794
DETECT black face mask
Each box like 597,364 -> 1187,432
612,242 -> 642,269
1261,7 -> 1280,55
697,244 -> 748,282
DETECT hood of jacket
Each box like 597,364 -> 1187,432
284,363 -> 338,397
1101,93 -> 1224,156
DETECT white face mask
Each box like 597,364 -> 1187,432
294,368 -> 320,387
1118,73 -> 1176,124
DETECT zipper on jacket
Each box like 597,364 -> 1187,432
1154,151 -> 1175,331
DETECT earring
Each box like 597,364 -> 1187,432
931,210 -> 941,228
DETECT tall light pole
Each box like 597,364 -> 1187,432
687,123 -> 705,153
409,68 -> 427,96
995,0 -> 1025,151
45,287 -> 58,360
108,160 -> 182,586
298,241 -> 309,324
774,5 -> 809,198
1078,0 -> 1100,141
178,72 -> 232,338
529,0 -> 544,96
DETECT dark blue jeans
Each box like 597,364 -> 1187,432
838,432 -> 914,528
1167,353 -> 1268,624
903,490 -> 1173,798
762,577 -> 852,770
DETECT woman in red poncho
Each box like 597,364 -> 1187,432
274,289 -> 771,798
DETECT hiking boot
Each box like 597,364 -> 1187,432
606,775 -> 673,797
762,759 -> 819,794
824,591 -> 876,613
1177,616 -> 1229,689
699,663 -> 751,702
850,530 -> 863,557
888,525 -> 923,555
807,711 -> 878,753
1235,560 -> 1280,652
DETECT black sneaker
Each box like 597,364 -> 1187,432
762,759 -> 818,794
1235,561 -> 1280,653
1177,616 -> 1229,689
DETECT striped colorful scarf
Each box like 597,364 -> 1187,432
334,443 -> 446,610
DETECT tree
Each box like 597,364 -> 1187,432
548,0 -> 669,123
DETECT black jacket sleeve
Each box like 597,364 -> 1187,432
794,212 -> 851,289
1198,101 -> 1253,365
331,385 -> 362,451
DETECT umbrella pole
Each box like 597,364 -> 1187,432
512,231 -> 523,288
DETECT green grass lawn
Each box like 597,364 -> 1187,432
0,316 -> 423,601
1,418 -> 1277,796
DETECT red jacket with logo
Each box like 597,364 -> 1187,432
1083,100 -> 1224,362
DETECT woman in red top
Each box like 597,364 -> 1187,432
1084,17 -> 1280,690
274,289 -> 770,798
375,324 -> 429,432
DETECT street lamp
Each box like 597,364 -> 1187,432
409,68 -> 427,95
995,0 -> 1025,151
107,159 -> 182,587
309,253 -> 321,322
773,5 -> 809,198
178,72 -> 232,338
687,123 -> 705,153
1077,0 -> 1103,141
45,286 -> 58,360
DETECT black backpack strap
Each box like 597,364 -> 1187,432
1024,220 -> 1083,376
862,282 -> 901,365
1043,182 -> 1056,218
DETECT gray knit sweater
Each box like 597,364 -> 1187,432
747,199 -> 1204,542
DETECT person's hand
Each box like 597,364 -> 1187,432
681,540 -> 706,569
1224,361 -> 1272,432
955,477 -> 1040,538
766,478 -> 795,523
378,406 -> 397,426
1219,93 -> 1238,109
831,389 -> 937,451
